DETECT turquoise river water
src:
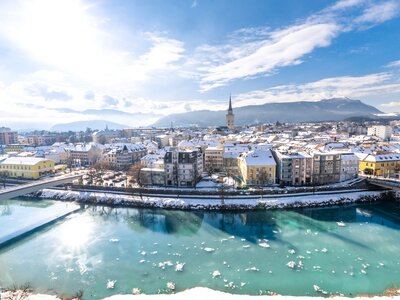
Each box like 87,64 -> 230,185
0,198 -> 400,299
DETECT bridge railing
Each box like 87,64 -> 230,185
0,173 -> 82,194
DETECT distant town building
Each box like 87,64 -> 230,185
164,148 -> 203,187
226,95 -> 235,130
311,152 -> 341,185
367,125 -> 392,141
274,150 -> 312,186
238,149 -> 276,186
0,157 -> 55,179
359,153 -> 400,177
204,146 -> 224,173
339,153 -> 359,181
0,127 -> 18,145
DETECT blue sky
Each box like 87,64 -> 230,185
0,0 -> 400,129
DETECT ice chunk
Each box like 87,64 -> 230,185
107,280 -> 117,289
286,261 -> 296,269
212,270 -> 221,278
245,266 -> 260,272
167,282 -> 175,290
321,248 -> 328,253
158,261 -> 173,269
242,245 -> 251,248
288,249 -> 296,254
204,247 -> 215,252
336,221 -> 346,227
259,242 -> 270,248
132,288 -> 141,295
175,262 -> 185,272
109,238 -> 119,243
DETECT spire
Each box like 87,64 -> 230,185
228,94 -> 232,111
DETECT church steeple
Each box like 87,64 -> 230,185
226,94 -> 234,130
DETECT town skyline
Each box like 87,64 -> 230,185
0,0 -> 400,129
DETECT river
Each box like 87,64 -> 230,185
0,198 -> 400,299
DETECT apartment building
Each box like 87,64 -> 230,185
274,150 -> 312,186
204,146 -> 224,173
311,152 -> 341,185
238,149 -> 276,186
164,148 -> 203,187
0,127 -> 18,145
0,157 -> 55,179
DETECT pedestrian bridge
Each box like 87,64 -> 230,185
367,177 -> 400,190
0,174 -> 82,201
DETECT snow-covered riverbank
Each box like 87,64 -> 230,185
2,287 -> 400,300
36,188 -> 392,210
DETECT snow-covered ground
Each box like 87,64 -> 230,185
103,287 -> 400,299
2,287 -> 400,300
38,188 -> 385,210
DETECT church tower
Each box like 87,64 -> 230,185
226,94 -> 234,130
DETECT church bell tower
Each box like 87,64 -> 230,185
226,94 -> 234,130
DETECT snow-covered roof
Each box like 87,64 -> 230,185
0,157 -> 53,165
363,153 -> 400,162
242,150 -> 276,166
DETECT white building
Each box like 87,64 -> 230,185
339,153 -> 359,181
367,125 -> 392,140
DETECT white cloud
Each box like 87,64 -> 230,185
0,0 -> 185,91
234,73 -> 400,107
328,0 -> 364,11
385,60 -> 400,68
355,0 -> 400,24
381,101 -> 400,108
197,22 -> 339,92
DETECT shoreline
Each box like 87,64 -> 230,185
33,188 -> 396,211
2,287 -> 400,300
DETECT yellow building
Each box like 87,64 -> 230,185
238,150 -> 276,186
0,157 -> 55,179
359,153 -> 400,177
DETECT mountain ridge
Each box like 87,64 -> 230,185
154,98 -> 382,127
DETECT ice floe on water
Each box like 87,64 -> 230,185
107,280 -> 117,289
245,266 -> 260,272
109,238 -> 119,243
212,270 -> 221,278
175,262 -> 185,272
286,261 -> 296,269
258,239 -> 270,248
221,236 -> 235,242
132,288 -> 141,295
166,282 -> 175,290
288,249 -> 296,254
158,261 -> 173,269
242,245 -> 251,248
204,247 -> 215,252
336,221 -> 346,227
313,285 -> 328,295
321,248 -> 328,253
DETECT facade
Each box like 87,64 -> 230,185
226,95 -> 234,130
204,146 -> 224,173
140,168 -> 165,186
0,127 -> 18,145
359,153 -> 400,177
274,150 -> 312,186
102,144 -> 147,170
66,143 -> 102,166
339,153 -> 359,181
164,148 -> 203,187
27,135 -> 57,146
238,149 -> 276,186
367,125 -> 392,141
311,152 -> 341,185
0,157 -> 55,179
